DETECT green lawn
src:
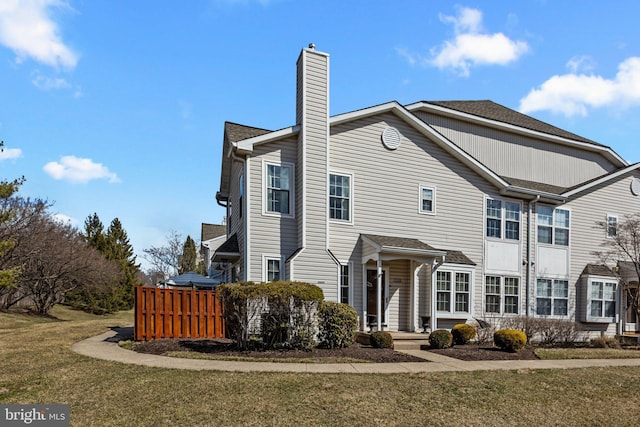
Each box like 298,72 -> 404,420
2,306 -> 640,426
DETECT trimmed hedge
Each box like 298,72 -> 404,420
452,323 -> 476,345
429,329 -> 453,349
370,331 -> 394,349
217,281 -> 323,349
494,329 -> 527,352
317,301 -> 358,349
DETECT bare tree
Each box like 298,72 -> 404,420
15,213 -> 122,314
142,230 -> 183,279
595,213 -> 640,325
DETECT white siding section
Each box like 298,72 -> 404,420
414,111 -> 616,188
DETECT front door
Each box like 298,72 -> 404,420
366,269 -> 387,326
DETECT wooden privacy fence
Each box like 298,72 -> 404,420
134,286 -> 225,341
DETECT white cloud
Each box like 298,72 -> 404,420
51,213 -> 78,226
519,57 -> 640,117
32,73 -> 71,90
397,7 -> 529,77
0,147 -> 22,161
0,0 -> 78,70
566,55 -> 596,74
43,155 -> 121,184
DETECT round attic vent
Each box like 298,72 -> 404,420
381,127 -> 401,150
631,178 -> 640,196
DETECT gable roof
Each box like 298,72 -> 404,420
220,100 -> 630,204
424,100 -> 601,146
201,223 -> 226,242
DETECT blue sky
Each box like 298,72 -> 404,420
1,1 -> 640,271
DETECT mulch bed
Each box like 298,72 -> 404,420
132,339 -> 540,362
427,344 -> 539,361
133,338 -> 428,363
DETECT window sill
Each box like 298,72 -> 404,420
584,316 -> 616,323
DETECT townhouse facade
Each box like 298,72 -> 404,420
214,46 -> 640,336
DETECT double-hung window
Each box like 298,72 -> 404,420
329,173 -> 351,221
606,215 -> 618,238
536,279 -> 568,316
419,185 -> 435,214
589,280 -> 616,320
265,258 -> 281,282
436,270 -> 470,313
485,276 -> 519,314
266,163 -> 292,215
537,206 -> 570,246
486,199 -> 520,240
339,264 -> 350,304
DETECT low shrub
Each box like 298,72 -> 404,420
370,331 -> 394,349
429,329 -> 453,349
590,336 -> 621,349
494,329 -> 527,352
452,323 -> 476,345
317,301 -> 358,349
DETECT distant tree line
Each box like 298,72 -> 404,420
0,167 -> 141,314
142,231 -> 204,281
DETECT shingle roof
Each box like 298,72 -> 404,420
424,100 -> 602,146
503,177 -> 569,195
582,264 -> 616,277
225,121 -> 271,143
361,234 -> 441,252
214,233 -> 239,255
360,234 -> 475,265
201,223 -> 226,242
442,250 -> 476,266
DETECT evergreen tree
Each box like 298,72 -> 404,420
0,172 -> 24,294
82,212 -> 106,251
179,235 -> 197,274
105,218 -> 142,308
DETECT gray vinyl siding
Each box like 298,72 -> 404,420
328,112 -> 494,321
559,171 -> 640,335
328,112 -> 488,263
248,136 -> 299,281
414,111 -> 617,188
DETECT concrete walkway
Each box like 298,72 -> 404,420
71,329 -> 640,374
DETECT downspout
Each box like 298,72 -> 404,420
526,195 -> 540,316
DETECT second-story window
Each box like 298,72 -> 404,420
537,206 -> 570,246
606,214 -> 618,238
329,173 -> 351,221
266,163 -> 291,215
239,174 -> 244,219
486,199 -> 520,240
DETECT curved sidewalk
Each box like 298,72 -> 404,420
72,329 -> 640,374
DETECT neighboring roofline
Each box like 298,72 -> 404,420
562,162 -> 640,198
405,101 -> 628,168
234,125 -> 300,154
500,185 -> 567,203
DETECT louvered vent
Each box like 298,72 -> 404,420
381,127 -> 401,150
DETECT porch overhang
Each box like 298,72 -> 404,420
360,234 -> 447,265
212,233 -> 240,263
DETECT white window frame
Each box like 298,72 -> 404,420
262,255 -> 282,282
418,184 -> 436,215
537,206 -> 570,246
435,267 -> 473,315
328,172 -> 353,223
485,197 -> 521,241
484,275 -> 520,315
535,278 -> 569,317
262,161 -> 295,218
586,277 -> 618,323
606,214 -> 618,239
339,262 -> 352,305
